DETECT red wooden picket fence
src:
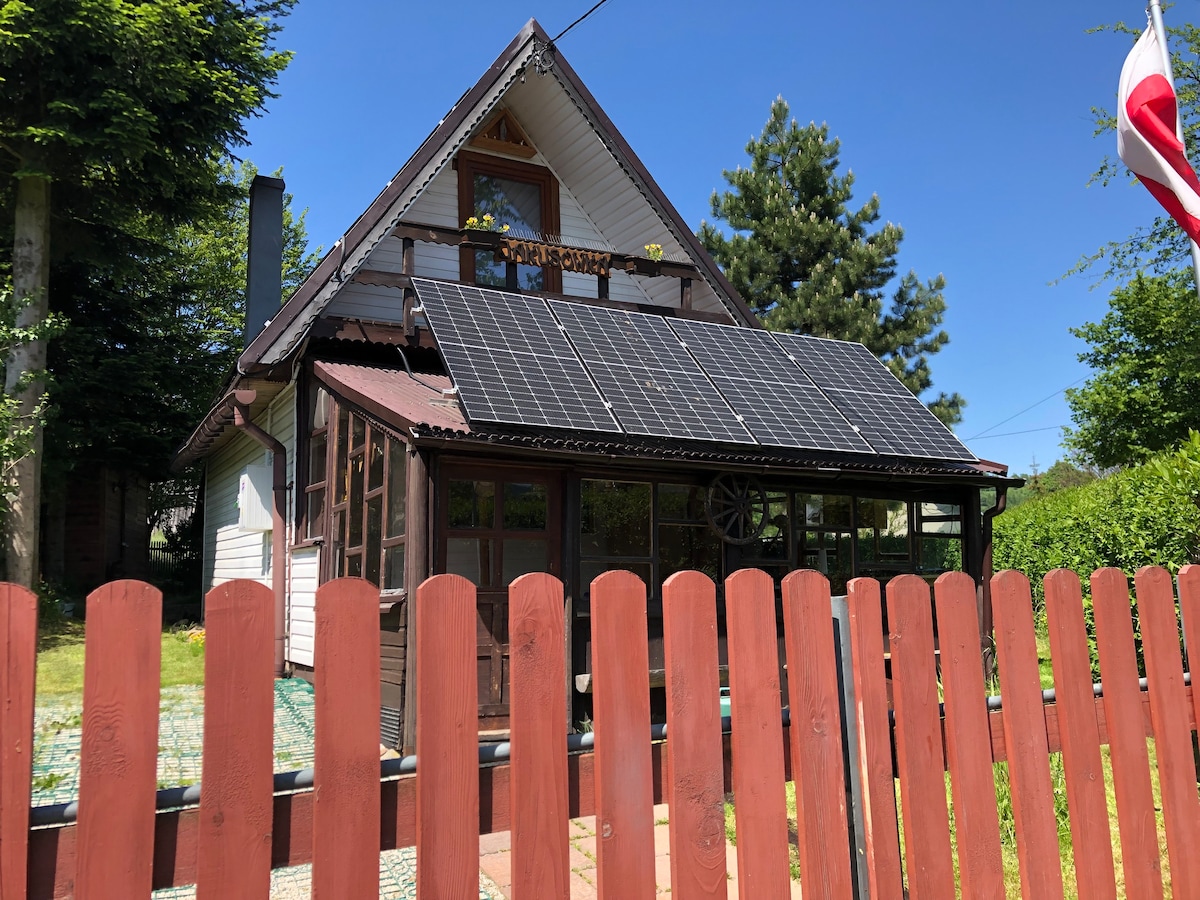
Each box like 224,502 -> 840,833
3,565 -> 1200,898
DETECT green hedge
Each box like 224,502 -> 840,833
994,432 -> 1200,610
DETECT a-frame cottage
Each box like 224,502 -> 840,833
174,19 -> 1016,750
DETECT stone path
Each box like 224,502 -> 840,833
477,802 -> 803,898
32,679 -> 503,899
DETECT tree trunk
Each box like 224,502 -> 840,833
5,174 -> 50,589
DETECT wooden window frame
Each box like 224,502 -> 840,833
316,396 -> 407,591
456,149 -> 562,293
295,373 -> 329,548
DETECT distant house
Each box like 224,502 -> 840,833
173,19 -> 1015,750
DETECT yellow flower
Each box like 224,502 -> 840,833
644,243 -> 664,261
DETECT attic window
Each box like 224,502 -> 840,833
469,109 -> 537,159
457,150 -> 561,293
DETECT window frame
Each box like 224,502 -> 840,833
308,391 -> 408,593
456,149 -> 562,293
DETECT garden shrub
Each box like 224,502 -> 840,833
994,433 -> 1200,674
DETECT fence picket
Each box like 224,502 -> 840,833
196,579 -> 275,900
591,570 -> 656,899
662,570 -> 728,900
313,577 -> 381,900
1044,569 -> 1117,899
1134,566 -> 1200,893
508,572 -> 570,900
781,569 -> 852,899
1092,567 -> 1163,900
416,574 -> 479,900
886,574 -> 954,900
845,578 -> 904,900
1179,565 -> 1200,763
76,580 -> 162,899
724,568 -> 790,899
932,572 -> 1004,899
0,584 -> 36,900
992,571 -> 1065,899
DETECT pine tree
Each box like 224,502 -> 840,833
699,98 -> 964,425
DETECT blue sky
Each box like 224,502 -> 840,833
241,0 -> 1175,475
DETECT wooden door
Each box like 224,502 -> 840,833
438,464 -> 562,728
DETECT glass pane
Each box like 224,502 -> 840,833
920,536 -> 962,575
856,498 -> 910,564
580,480 -> 651,557
347,553 -> 362,578
335,407 -> 349,504
474,174 -> 542,233
921,518 -> 961,535
368,432 -> 385,491
657,484 -> 706,521
366,495 -> 382,586
306,488 -> 324,540
472,174 -> 543,290
800,493 -> 852,527
580,560 -> 652,595
921,502 -> 961,518
741,497 -> 790,561
475,249 -> 507,288
503,538 -> 548,585
387,441 -> 407,538
309,434 -> 327,484
348,455 -> 364,547
383,544 -> 405,591
503,482 -> 547,530
447,538 -> 493,586
448,480 -> 495,529
801,530 -> 853,594
311,385 -> 329,430
351,414 -> 365,451
331,509 -> 344,573
659,524 -> 721,582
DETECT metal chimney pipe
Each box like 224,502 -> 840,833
245,175 -> 285,347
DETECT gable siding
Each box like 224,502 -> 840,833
288,546 -> 318,667
201,385 -> 297,599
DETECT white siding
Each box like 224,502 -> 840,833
288,546 -> 318,667
202,386 -> 297,597
324,281 -> 404,322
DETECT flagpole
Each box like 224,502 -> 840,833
1147,0 -> 1200,299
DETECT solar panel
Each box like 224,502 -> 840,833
668,319 -> 875,453
824,389 -> 977,460
411,279 -> 620,433
772,333 -> 912,397
770,333 -> 976,461
548,301 -> 755,444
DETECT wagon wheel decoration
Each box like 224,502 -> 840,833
704,474 -> 769,545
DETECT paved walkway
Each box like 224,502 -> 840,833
33,683 -> 801,897
478,802 -> 803,898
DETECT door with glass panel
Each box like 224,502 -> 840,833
438,465 -> 562,726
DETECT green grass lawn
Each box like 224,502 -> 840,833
36,619 -> 205,696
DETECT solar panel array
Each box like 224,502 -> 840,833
411,279 -> 976,462
669,319 -> 874,453
772,333 -> 977,461
548,302 -> 754,444
411,280 -> 619,433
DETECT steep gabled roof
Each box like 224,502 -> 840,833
238,18 -> 757,377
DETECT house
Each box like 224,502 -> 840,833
173,19 -> 1016,750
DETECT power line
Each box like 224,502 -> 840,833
552,0 -> 612,42
965,376 -> 1087,440
969,425 -> 1066,440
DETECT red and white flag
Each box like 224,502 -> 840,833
1118,25 -> 1200,243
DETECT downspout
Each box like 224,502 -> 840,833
233,390 -> 287,678
980,486 -> 1008,675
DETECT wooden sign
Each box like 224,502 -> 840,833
500,238 -> 610,277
